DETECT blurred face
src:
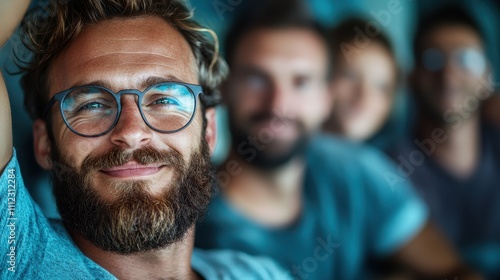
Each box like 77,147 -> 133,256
35,17 -> 215,254
226,28 -> 331,168
329,42 -> 396,141
413,24 -> 488,119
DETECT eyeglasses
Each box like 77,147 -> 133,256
421,48 -> 487,77
43,82 -> 204,137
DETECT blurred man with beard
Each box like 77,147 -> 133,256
195,1 -> 483,279
390,5 -> 500,278
0,0 -> 287,279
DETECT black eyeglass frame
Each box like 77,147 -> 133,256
43,82 -> 206,138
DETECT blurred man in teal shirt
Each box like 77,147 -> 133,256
195,0 -> 482,279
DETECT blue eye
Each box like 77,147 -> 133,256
75,101 -> 110,113
82,102 -> 105,110
153,97 -> 181,106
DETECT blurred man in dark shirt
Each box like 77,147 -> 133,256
390,5 -> 500,278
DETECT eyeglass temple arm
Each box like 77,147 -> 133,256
199,90 -> 222,107
43,95 -> 60,118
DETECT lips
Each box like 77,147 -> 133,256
100,161 -> 164,178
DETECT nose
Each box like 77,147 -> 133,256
351,80 -> 369,108
109,95 -> 152,149
268,83 -> 292,114
439,62 -> 461,89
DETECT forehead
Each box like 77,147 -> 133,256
232,28 -> 328,75
48,16 -> 197,96
422,24 -> 484,52
338,42 -> 393,64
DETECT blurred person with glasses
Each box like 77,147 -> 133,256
389,5 -> 500,278
0,0 -> 288,278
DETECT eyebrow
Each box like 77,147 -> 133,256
235,66 -> 272,82
69,75 -> 186,91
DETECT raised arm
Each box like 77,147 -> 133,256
0,0 -> 31,170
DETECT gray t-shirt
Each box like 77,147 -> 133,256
1,149 -> 289,279
389,123 -> 500,278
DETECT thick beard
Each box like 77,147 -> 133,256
227,110 -> 309,170
51,140 -> 214,255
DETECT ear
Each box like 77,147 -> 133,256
204,107 -> 217,154
33,119 -> 52,170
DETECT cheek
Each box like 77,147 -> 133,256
298,93 -> 330,128
228,98 -> 256,126
464,76 -> 483,92
335,80 -> 356,101
371,97 -> 393,122
166,109 -> 205,156
370,85 -> 393,110
238,96 -> 265,114
49,116 -> 81,160
53,134 -> 101,169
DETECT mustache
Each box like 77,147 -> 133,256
248,112 -> 307,134
249,112 -> 296,126
81,146 -> 184,171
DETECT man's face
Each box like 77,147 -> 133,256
35,16 -> 215,253
226,28 -> 331,168
331,42 -> 396,141
413,24 -> 489,119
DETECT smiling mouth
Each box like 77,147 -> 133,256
100,161 -> 165,178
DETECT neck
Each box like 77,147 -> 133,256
219,149 -> 305,227
416,112 -> 481,178
69,227 -> 201,280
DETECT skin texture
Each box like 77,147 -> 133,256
36,16 -> 212,197
29,16 -> 217,280
222,27 -> 481,279
326,42 -> 397,141
0,0 -> 31,171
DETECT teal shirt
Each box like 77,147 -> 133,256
1,149 -> 289,279
196,134 -> 428,279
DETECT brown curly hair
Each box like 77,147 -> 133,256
19,0 -> 228,120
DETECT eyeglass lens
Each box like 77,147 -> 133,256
422,48 -> 486,76
61,83 -> 196,136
